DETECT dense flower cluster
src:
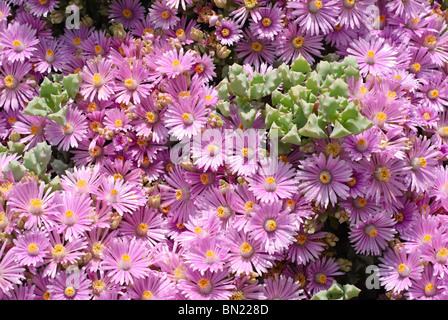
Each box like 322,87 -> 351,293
0,0 -> 447,301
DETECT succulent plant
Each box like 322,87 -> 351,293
23,74 -> 81,126
216,55 -> 372,154
311,281 -> 361,300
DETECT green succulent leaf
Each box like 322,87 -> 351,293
62,73 -> 82,99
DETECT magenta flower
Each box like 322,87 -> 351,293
0,22 -> 39,62
0,242 -> 25,294
80,57 -> 116,102
12,230 -> 50,268
115,58 -> 152,105
108,0 -> 145,29
297,153 -> 352,208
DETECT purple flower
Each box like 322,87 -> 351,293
108,0 -> 145,29
306,256 -> 344,295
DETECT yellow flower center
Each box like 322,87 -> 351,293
286,199 -> 295,207
138,223 -> 148,233
110,189 -> 118,195
267,220 -> 276,230
205,95 -> 212,101
376,112 -> 387,121
198,278 -> 210,289
423,112 -> 431,120
221,28 -> 230,37
357,139 -> 366,147
314,0 -> 323,9
124,78 -> 134,88
4,75 -> 14,87
412,62 -> 421,71
8,116 -> 16,124
142,291 -> 152,299
28,244 -> 38,252
73,38 -> 81,45
244,201 -> 255,211
77,180 -> 87,188
425,283 -> 434,293
369,229 -> 378,237
43,292 -> 51,300
172,59 -> 181,67
320,173 -> 329,183
430,90 -> 439,98
419,158 -> 427,167
65,287 -> 75,297
359,86 -> 367,94
240,242 -> 252,253
206,250 -> 215,258
13,40 -> 21,47
297,234 -> 307,244
200,173 -> 209,184
113,173 -> 123,181
146,112 -> 155,123
425,35 -> 436,46
252,42 -> 263,52
241,148 -> 249,156
161,11 -> 169,19
46,49 -> 54,56
438,248 -> 448,257
123,9 -> 132,18
266,177 -> 275,184
182,113 -> 190,121
30,125 -> 39,135
398,263 -> 406,273
176,29 -> 185,37
176,189 -> 183,200
394,75 -> 402,80
53,244 -> 65,255
293,36 -> 304,48
262,18 -> 271,27
326,142 -> 341,157
424,234 -> 432,242
92,73 -> 102,84
359,198 -> 367,207
94,45 -> 102,54
30,198 -> 43,208
216,206 -> 226,217
65,210 -> 74,218
115,119 -> 123,128
377,167 -> 390,182
194,227 -> 203,234
122,254 -> 131,262
318,274 -> 327,284
395,212 -> 404,222
348,177 -> 356,186
387,91 -> 396,98
195,65 -> 204,74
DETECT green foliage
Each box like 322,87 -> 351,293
23,74 -> 82,126
216,55 -> 372,153
22,142 -> 52,178
311,281 -> 361,300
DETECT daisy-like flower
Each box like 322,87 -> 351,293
96,176 -> 146,216
45,106 -> 88,151
104,108 -> 131,133
230,0 -> 270,25
48,268 -> 92,300
349,213 -> 397,256
7,180 -> 57,230
297,153 -> 352,208
119,207 -> 166,246
231,275 -> 265,300
247,201 -> 297,255
288,0 -> 339,35
85,228 -> 119,273
81,30 -> 112,59
43,232 -> 87,278
115,58 -> 152,105
52,191 -> 93,241
13,114 -> 47,151
385,0 -> 428,21
235,30 -> 277,70
101,237 -> 151,285
337,0 -> 376,29
262,274 -> 305,300
415,75 -> 448,112
277,23 -> 324,65
378,246 -> 424,293
108,0 -> 145,29
359,153 -> 409,206
249,4 -> 284,40
306,256 -> 344,295
180,268 -> 235,300
191,128 -> 226,172
401,215 -> 444,254
80,57 -> 116,102
61,164 -> 102,195
342,127 -> 381,161
0,22 -> 39,62
406,264 -> 448,300
0,61 -> 35,112
215,19 -> 242,46
26,0 -> 59,17
421,234 -> 448,276
192,53 -> 216,83
405,134 -> 440,193
132,95 -> 168,143
148,0 -> 180,30
227,227 -> 275,276
0,241 -> 25,294
347,37 -> 398,77
130,272 -> 178,300
165,96 -> 207,140
61,25 -> 92,54
246,160 -> 297,204
184,236 -> 230,273
12,230 -> 50,268
287,226 -> 327,264
30,36 -> 68,74
156,48 -> 195,79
